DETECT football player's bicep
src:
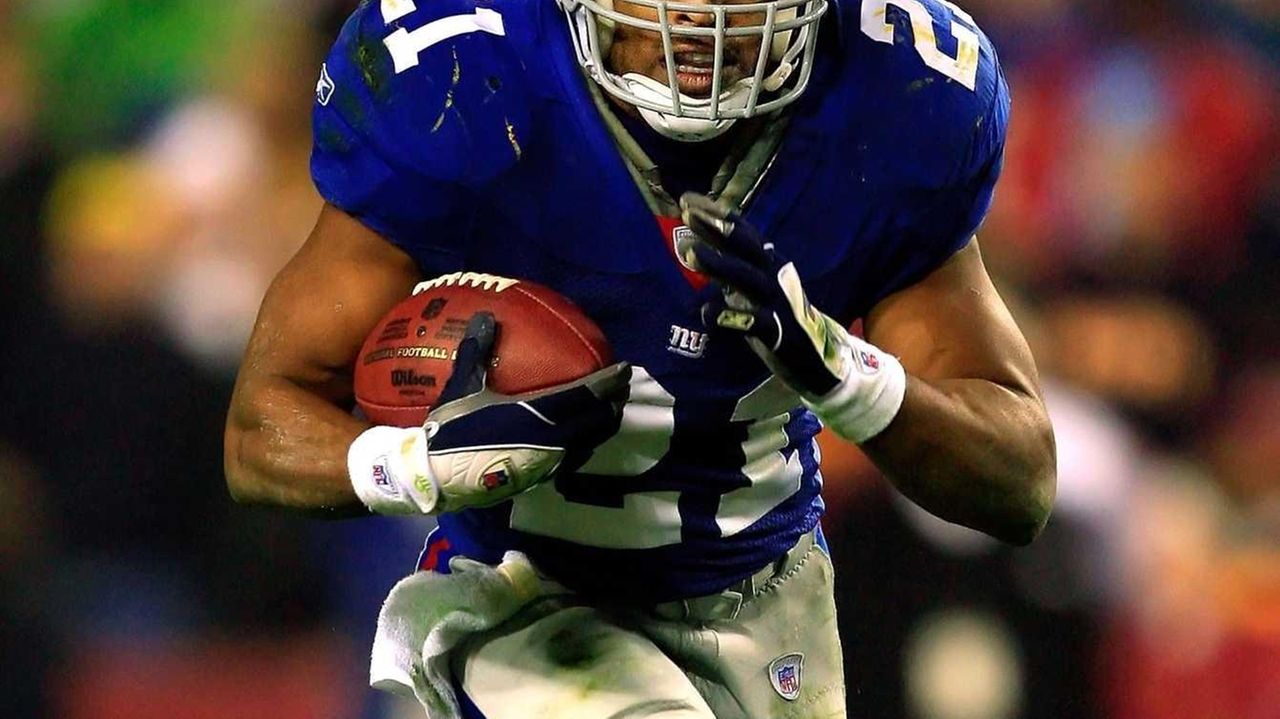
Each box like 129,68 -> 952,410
241,204 -> 421,403
862,237 -> 1041,398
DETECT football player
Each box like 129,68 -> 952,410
225,0 -> 1056,716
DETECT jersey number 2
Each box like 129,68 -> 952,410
861,0 -> 980,91
509,369 -> 806,550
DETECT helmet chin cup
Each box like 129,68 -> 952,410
622,72 -> 745,142
637,106 -> 737,142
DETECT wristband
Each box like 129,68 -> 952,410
348,425 -> 441,515
803,330 -> 907,444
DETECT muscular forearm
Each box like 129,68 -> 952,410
860,375 -> 1056,545
224,377 -> 370,516
223,205 -> 425,515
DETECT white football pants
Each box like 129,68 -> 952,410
454,532 -> 847,719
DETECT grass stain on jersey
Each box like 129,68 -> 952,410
334,87 -> 368,131
354,36 -> 389,99
906,76 -> 935,95
505,118 -> 522,160
431,48 -> 463,133
335,88 -> 366,128
316,123 -> 352,153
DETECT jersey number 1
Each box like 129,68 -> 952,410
380,0 -> 506,74
861,0 -> 980,91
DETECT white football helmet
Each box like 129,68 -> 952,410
559,0 -> 828,142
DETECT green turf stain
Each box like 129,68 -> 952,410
431,49 -> 463,132
335,85 -> 367,130
316,120 -> 352,153
505,118 -> 523,160
354,36 -> 389,99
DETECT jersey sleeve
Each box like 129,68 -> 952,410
863,69 -> 1009,310
312,101 -> 471,271
845,9 -> 1012,317
310,0 -> 527,272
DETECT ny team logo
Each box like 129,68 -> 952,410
668,324 -> 708,359
768,653 -> 804,701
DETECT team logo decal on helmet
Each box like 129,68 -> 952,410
558,0 -> 828,141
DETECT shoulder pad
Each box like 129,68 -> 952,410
838,0 -> 1009,187
314,0 -> 533,186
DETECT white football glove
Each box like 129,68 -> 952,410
349,312 -> 631,515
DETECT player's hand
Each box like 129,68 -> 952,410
680,193 -> 907,442
349,313 -> 631,515
679,192 -> 847,398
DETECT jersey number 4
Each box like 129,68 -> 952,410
861,0 -> 981,91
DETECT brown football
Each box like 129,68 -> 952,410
353,273 -> 613,427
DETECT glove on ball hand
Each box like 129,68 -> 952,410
350,312 -> 631,515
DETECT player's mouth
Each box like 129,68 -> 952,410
665,49 -> 740,97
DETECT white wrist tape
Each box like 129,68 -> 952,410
348,425 -> 441,515
803,330 -> 907,444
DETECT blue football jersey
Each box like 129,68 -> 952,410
313,0 -> 1010,602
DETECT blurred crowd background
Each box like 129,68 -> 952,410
1,0 -> 1276,717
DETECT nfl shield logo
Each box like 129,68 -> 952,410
854,348 -> 882,375
481,468 -> 509,491
672,225 -> 698,272
768,653 -> 804,701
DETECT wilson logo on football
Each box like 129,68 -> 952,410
391,369 -> 437,387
